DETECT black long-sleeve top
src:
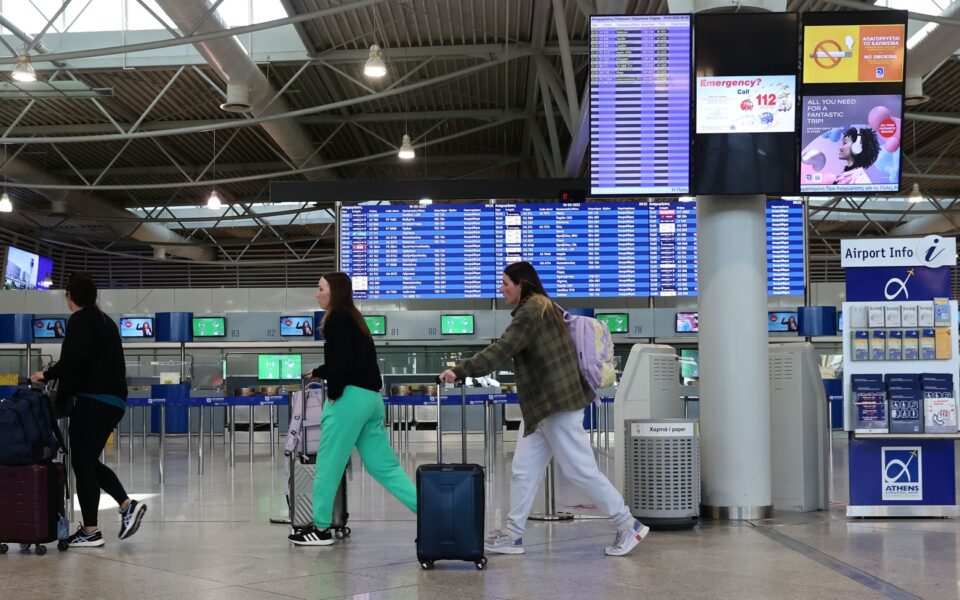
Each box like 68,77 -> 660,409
311,310 -> 382,400
43,306 -> 128,402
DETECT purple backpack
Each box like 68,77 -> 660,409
560,309 -> 617,401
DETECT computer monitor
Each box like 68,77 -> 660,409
675,312 -> 699,333
33,318 -> 66,339
193,317 -> 225,337
441,314 -> 475,335
119,317 -> 154,338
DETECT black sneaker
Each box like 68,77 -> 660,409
68,526 -> 104,548
288,525 -> 333,546
119,500 -> 147,540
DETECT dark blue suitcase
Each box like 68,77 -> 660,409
415,382 -> 486,570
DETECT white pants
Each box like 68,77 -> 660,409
506,408 -> 634,537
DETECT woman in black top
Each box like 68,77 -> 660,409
288,272 -> 416,546
30,273 -> 147,548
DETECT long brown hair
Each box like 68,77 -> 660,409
319,272 -> 372,339
503,261 -> 566,334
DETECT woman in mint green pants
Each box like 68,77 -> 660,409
289,273 -> 417,546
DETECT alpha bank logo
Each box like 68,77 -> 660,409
882,447 -> 922,502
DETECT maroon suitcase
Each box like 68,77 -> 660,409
0,462 -> 68,554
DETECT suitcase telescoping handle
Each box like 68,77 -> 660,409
435,376 -> 469,464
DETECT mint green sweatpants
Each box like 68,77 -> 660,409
312,385 -> 417,528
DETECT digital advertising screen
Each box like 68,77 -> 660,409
441,315 -> 475,335
675,312 -> 699,333
258,354 -> 302,381
33,318 -> 66,339
803,24 -> 905,84
119,317 -> 154,338
364,315 -> 387,336
696,75 -> 796,134
692,12 -> 799,195
768,311 -> 799,332
589,14 -> 692,196
280,316 -> 313,337
800,95 -> 902,194
679,348 -> 699,382
3,246 -> 54,291
192,317 -> 225,337
596,313 -> 629,334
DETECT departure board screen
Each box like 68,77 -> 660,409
339,204 -> 496,299
340,200 -> 804,299
590,14 -> 692,196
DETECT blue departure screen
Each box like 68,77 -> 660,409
340,204 -> 497,299
339,200 -> 804,299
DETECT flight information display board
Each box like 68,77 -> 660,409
340,204 -> 496,299
590,14 -> 691,196
340,200 -> 804,299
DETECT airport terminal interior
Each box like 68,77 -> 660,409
2,0 -> 960,599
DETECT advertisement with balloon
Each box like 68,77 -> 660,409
800,94 -> 901,193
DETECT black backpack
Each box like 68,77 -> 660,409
0,386 -> 64,465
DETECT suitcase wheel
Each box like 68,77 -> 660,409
420,560 -> 434,570
58,541 -> 69,552
35,545 -> 47,556
475,557 -> 487,570
343,527 -> 351,538
0,543 -> 8,554
19,543 -> 30,552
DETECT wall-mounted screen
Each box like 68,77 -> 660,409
696,75 -> 796,134
838,310 -> 844,331
679,348 -> 699,383
441,315 -> 475,335
803,23 -> 905,84
280,316 -> 313,337
119,317 -> 154,338
693,12 -> 799,195
768,311 -> 799,332
3,246 -> 54,291
33,318 -> 66,339
364,315 -> 386,336
192,317 -> 225,337
340,200 -> 804,299
589,14 -> 692,196
800,94 -> 901,193
675,312 -> 699,333
258,354 -> 302,381
596,313 -> 629,334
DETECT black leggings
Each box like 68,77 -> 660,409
69,397 -> 127,527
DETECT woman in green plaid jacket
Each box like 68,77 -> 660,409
440,261 -> 649,558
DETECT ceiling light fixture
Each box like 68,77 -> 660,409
206,189 -> 222,210
11,53 -> 36,83
364,44 -> 386,78
907,182 -> 924,203
0,145 -> 11,213
207,129 -> 223,210
398,134 -> 415,160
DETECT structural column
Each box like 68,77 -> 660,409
697,195 -> 772,519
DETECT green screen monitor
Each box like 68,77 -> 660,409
364,315 -> 386,336
258,354 -> 302,380
441,314 -> 475,335
193,317 -> 225,337
595,313 -> 629,334
679,348 -> 699,382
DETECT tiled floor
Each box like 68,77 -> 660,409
1,430 -> 958,599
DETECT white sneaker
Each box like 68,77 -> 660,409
605,520 -> 649,557
484,529 -> 524,555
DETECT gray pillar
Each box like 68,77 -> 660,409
697,195 -> 772,520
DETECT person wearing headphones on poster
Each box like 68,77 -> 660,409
439,261 -> 648,558
835,127 -> 881,186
